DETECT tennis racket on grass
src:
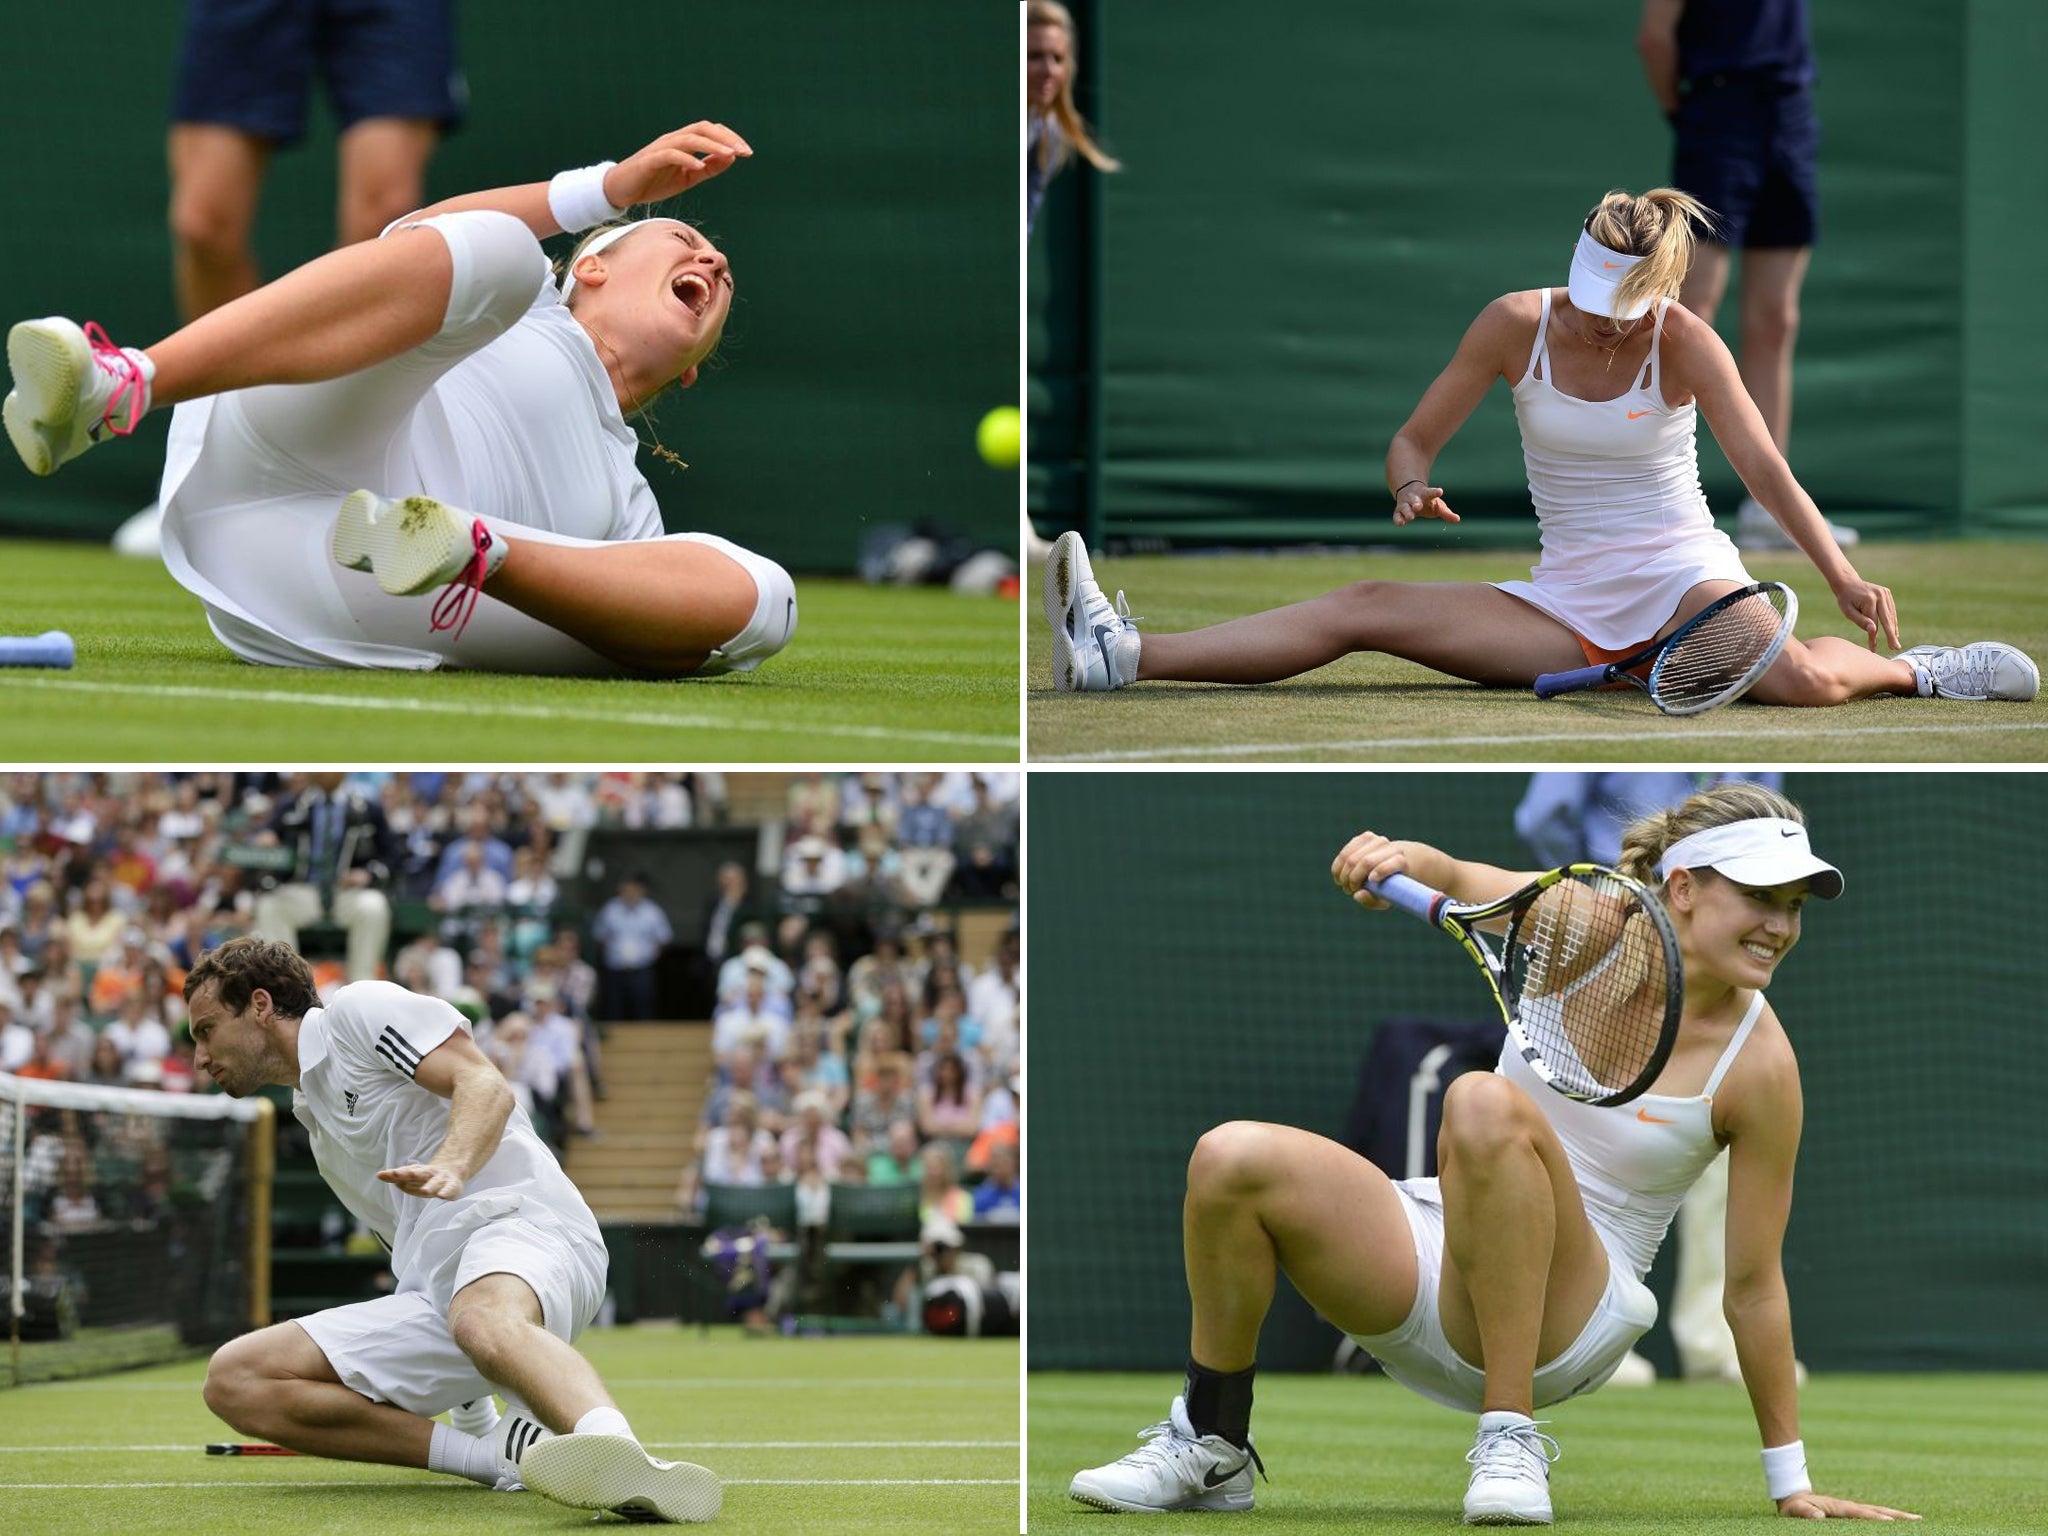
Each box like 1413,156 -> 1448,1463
1533,581 -> 1797,716
1369,864 -> 1683,1107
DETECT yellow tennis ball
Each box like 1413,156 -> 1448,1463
976,406 -> 1020,469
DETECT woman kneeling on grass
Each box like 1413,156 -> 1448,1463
3,120 -> 794,679
1070,782 -> 1919,1526
1045,188 -> 2036,706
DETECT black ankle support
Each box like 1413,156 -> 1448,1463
1184,1358 -> 1255,1449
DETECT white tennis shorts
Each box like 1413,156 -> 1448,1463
294,1215 -> 607,1418
1344,1176 -> 1659,1413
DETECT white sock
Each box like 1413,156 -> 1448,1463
448,1397 -> 501,1437
573,1405 -> 636,1441
428,1421 -> 502,1486
1907,656 -> 1933,697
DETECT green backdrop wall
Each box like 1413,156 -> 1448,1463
1027,772 -> 2048,1373
0,3 -> 1018,571
1030,1 -> 2048,545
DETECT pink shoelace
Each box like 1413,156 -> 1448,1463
82,321 -> 148,435
428,519 -> 495,641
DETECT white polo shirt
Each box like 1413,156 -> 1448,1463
292,981 -> 603,1306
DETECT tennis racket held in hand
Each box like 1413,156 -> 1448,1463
1369,864 -> 1684,1107
1532,581 -> 1797,716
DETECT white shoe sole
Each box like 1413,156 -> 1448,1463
1044,531 -> 1085,692
5,319 -> 91,476
1464,1511 -> 1552,1526
520,1434 -> 722,1524
1069,1477 -> 1253,1514
336,490 -> 474,595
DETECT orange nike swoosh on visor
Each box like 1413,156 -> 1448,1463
1627,410 -> 1655,420
1636,1106 -> 1676,1124
1603,261 -> 1626,269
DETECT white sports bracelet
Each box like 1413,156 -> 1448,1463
547,162 -> 624,233
1761,1440 -> 1811,1502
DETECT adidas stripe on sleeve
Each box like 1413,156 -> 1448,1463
333,979 -> 465,1082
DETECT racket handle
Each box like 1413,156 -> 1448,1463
205,1442 -> 299,1455
0,631 -> 74,669
1366,872 -> 1446,923
1533,662 -> 1610,700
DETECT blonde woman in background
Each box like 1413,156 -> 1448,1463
1045,187 -> 2038,704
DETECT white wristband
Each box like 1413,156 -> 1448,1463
1761,1440 -> 1810,1501
547,162 -> 624,233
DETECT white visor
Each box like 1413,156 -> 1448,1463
559,218 -> 678,304
1656,818 -> 1843,899
1567,223 -> 1652,321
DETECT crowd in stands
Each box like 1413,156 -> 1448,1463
2,774 -> 1021,1304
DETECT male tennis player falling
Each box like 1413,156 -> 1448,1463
1045,187 -> 2037,706
1070,782 -> 1919,1525
188,936 -> 720,1523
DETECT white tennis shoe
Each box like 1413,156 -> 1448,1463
4,317 -> 153,477
518,1432 -> 722,1523
1068,1394 -> 1263,1514
1463,1411 -> 1560,1526
332,489 -> 496,594
1894,641 -> 2040,702
1045,529 -> 1141,692
491,1409 -> 554,1493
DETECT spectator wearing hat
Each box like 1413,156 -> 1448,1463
716,921 -> 794,1007
780,833 -> 848,914
591,872 -> 673,1021
251,772 -> 394,982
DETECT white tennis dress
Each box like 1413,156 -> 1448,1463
1347,993 -> 1767,1412
1494,290 -> 1754,651
158,209 -> 795,676
288,980 -> 610,1415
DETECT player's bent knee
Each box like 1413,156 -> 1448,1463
1187,1120 -> 1278,1196
1438,1073 -> 1535,1159
202,1340 -> 267,1429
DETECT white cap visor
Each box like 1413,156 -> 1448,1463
1567,225 -> 1652,321
1656,817 -> 1843,898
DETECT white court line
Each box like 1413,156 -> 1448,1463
23,1376 -> 1009,1390
0,1478 -> 1014,1490
0,1441 -> 1015,1452
1044,718 -> 2048,762
0,677 -> 1018,750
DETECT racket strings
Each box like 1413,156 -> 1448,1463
1652,586 -> 1793,712
1505,874 -> 1672,1100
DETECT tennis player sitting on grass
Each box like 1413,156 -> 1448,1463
1046,187 -> 2037,705
187,937 -> 721,1524
1070,782 -> 1920,1526
2,120 -> 794,680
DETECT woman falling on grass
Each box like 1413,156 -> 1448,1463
1044,188 -> 2036,706
1070,782 -> 1920,1526
3,120 -> 793,679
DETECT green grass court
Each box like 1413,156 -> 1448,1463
0,540 -> 1021,761
0,1329 -> 1018,1535
1030,1371 -> 2045,1532
1027,541 -> 2048,762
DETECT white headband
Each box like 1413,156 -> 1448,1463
559,219 -> 676,304
1567,222 -> 1651,321
1657,818 -> 1844,899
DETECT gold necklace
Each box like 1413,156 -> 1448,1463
583,320 -> 689,471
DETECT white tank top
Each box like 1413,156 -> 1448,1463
1498,990 -> 1765,1280
1495,290 -> 1752,649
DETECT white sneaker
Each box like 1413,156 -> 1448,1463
519,1432 -> 722,1524
332,489 -> 496,594
111,501 -> 163,559
1068,1395 -> 1263,1514
1896,641 -> 2040,702
4,317 -> 153,476
1044,529 -> 1141,692
1463,1411 -> 1559,1526
491,1409 -> 554,1493
1734,496 -> 1859,551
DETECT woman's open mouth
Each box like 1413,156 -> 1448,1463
671,273 -> 713,317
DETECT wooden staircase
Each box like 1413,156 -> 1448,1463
563,1022 -> 714,1221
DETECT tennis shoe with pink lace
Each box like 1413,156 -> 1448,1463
333,489 -> 507,641
4,317 -> 154,476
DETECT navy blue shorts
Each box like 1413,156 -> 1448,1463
172,0 -> 465,146
1671,75 -> 1818,249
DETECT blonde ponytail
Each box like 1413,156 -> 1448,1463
1585,187 -> 1716,317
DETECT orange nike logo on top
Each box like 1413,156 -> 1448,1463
1636,1106 -> 1676,1124
1628,409 -> 1655,419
